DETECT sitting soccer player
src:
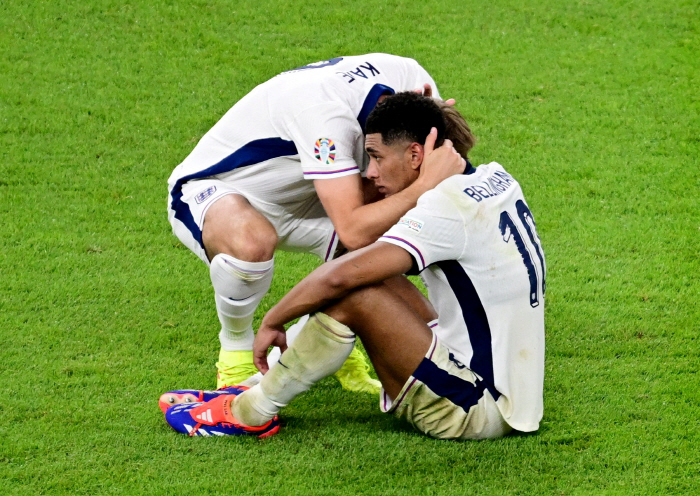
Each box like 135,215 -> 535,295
164,93 -> 546,440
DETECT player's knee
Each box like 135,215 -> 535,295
324,284 -> 382,326
232,230 -> 277,262
202,194 -> 278,262
203,221 -> 277,262
323,304 -> 352,328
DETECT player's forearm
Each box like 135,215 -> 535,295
261,264 -> 351,329
263,244 -> 413,330
336,177 -> 432,250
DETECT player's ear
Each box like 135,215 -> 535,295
409,142 -> 423,170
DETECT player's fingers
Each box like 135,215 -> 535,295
449,144 -> 467,170
253,338 -> 270,373
445,98 -> 456,106
423,127 -> 437,153
413,84 -> 433,96
275,337 -> 288,354
272,330 -> 287,348
254,351 -> 269,374
448,141 -> 467,168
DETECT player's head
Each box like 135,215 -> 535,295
367,91 -> 447,149
364,92 -> 446,197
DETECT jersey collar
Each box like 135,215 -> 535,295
464,159 -> 476,175
357,84 -> 396,132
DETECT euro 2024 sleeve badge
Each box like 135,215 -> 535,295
314,138 -> 336,165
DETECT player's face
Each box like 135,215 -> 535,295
365,134 -> 420,197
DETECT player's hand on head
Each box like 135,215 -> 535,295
412,83 -> 432,96
253,321 -> 288,374
419,128 -> 466,189
413,84 -> 456,106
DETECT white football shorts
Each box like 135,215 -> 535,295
167,178 -> 339,265
381,333 -> 512,440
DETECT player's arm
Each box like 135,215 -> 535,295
314,129 -> 465,251
362,176 -> 383,205
254,242 -> 413,372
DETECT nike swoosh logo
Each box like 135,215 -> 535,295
226,293 -> 259,302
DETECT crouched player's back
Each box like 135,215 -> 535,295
168,54 -> 439,205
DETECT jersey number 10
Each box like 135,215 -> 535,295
499,200 -> 546,308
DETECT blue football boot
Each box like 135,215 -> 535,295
164,394 -> 280,438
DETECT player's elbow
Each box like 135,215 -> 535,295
323,264 -> 357,296
335,229 -> 374,252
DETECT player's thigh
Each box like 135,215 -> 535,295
202,193 -> 278,262
382,275 -> 438,323
168,179 -> 277,264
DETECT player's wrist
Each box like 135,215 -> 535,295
260,313 -> 284,332
409,175 -> 435,195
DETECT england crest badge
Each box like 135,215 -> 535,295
195,185 -> 217,204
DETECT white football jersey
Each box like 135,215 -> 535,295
168,54 -> 439,207
380,163 -> 546,432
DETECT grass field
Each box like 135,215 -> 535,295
1,0 -> 698,494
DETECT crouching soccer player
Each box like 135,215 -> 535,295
165,93 -> 545,440
167,54 -> 463,393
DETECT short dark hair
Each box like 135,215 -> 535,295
366,92 -> 446,148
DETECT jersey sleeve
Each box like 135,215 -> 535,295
379,188 -> 465,272
287,102 -> 363,180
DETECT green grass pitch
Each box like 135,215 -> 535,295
1,0 -> 698,494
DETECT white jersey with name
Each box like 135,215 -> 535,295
380,163 -> 546,432
167,54 -> 438,247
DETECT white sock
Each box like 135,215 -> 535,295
233,313 -> 355,426
238,315 -> 309,388
265,314 -> 309,366
210,254 -> 274,351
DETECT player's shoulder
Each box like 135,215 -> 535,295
419,161 -> 518,206
354,53 -> 426,76
330,52 -> 418,64
414,179 -> 466,219
471,161 -> 519,187
444,162 -> 517,188
457,161 -> 525,205
265,53 -> 428,119
275,53 -> 423,88
351,52 -> 420,66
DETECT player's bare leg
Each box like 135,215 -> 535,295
381,275 -> 438,325
322,281 -> 432,399
331,275 -> 433,394
232,281 -> 432,425
202,194 -> 277,388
